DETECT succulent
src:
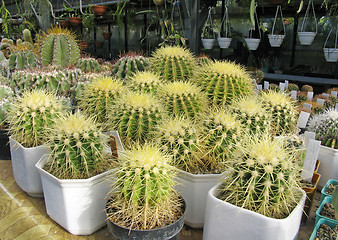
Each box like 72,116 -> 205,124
47,112 -> 107,179
40,26 -> 80,68
197,53 -> 213,66
287,83 -> 299,92
156,116 -> 203,173
0,84 -> 14,127
149,46 -> 197,82
109,91 -> 164,146
76,57 -> 101,73
201,108 -> 242,169
231,96 -> 270,134
23,29 -> 34,45
107,143 -> 182,230
259,91 -> 299,136
6,89 -> 66,148
297,91 -> 308,103
301,84 -> 313,92
218,132 -> 302,219
127,71 -> 163,94
112,52 -> 149,80
194,60 -> 254,106
158,81 -> 207,120
307,108 -> 338,149
78,76 -> 125,130
268,83 -> 280,92
8,50 -> 37,70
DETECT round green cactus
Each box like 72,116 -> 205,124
156,116 -> 203,173
78,76 -> 125,130
6,89 -> 66,148
307,108 -> 337,149
127,71 -> 163,94
259,91 -> 299,136
197,53 -> 213,66
219,132 -> 302,219
47,112 -> 106,179
76,57 -> 101,73
41,26 -> 80,68
8,50 -> 36,70
194,60 -> 254,106
108,142 -> 182,230
112,52 -> 149,80
149,46 -> 197,82
109,91 -> 164,146
301,84 -> 313,92
286,83 -> 299,92
158,81 -> 207,120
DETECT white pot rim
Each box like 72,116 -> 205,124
244,38 -> 261,42
176,169 -> 228,182
9,136 -> 48,151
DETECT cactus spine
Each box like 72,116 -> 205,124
149,46 -> 197,82
112,52 -> 149,80
194,60 -> 254,106
127,71 -> 163,94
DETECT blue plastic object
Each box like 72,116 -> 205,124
309,218 -> 337,240
316,196 -> 338,225
321,179 -> 338,204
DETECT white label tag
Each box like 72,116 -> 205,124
332,91 -> 337,97
322,93 -> 330,98
284,80 -> 289,89
254,89 -> 259,95
307,92 -> 314,101
301,139 -> 321,182
303,103 -> 312,111
336,103 -> 338,109
264,81 -> 269,90
304,131 -> 316,147
291,91 -> 297,100
297,111 -> 310,128
257,84 -> 262,91
279,83 -> 285,93
317,98 -> 325,106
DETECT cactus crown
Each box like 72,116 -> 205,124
219,132 -> 301,219
6,89 -> 65,148
76,57 -> 101,73
127,71 -> 163,93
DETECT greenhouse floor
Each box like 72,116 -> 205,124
0,160 -> 318,240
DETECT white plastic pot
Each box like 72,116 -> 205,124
217,37 -> 232,49
201,38 -> 215,49
244,38 -> 260,51
9,137 -> 50,197
323,48 -> 338,62
203,184 -> 306,240
268,34 -> 285,47
298,32 -> 316,45
317,145 -> 338,188
175,170 -> 225,228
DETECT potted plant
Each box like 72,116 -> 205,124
307,108 -> 338,187
6,89 -> 66,197
36,112 -> 122,235
244,3 -> 261,50
62,5 -> 82,26
268,5 -> 286,47
203,132 -> 306,240
201,7 -> 215,50
323,29 -> 338,62
92,5 -> 107,16
298,0 -> 317,46
217,4 -> 232,49
105,142 -> 185,239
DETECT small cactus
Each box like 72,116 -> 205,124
76,57 -> 101,73
112,52 -> 149,80
23,29 -> 33,44
149,46 -> 197,82
287,83 -> 299,92
6,89 -> 66,148
0,84 -> 14,127
8,50 -> 36,70
194,60 -> 254,106
307,108 -> 337,149
301,84 -> 313,92
197,53 -> 213,66
127,71 -> 163,94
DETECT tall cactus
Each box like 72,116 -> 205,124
149,46 -> 197,82
41,26 -> 80,68
112,52 -> 149,80
194,60 -> 254,106
127,71 -> 163,94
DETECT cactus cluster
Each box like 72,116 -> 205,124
109,91 -> 163,146
47,112 -> 106,179
194,60 -> 254,106
127,71 -> 163,94
107,143 -> 182,230
112,52 -> 149,80
149,46 -> 197,82
307,108 -> 338,149
158,81 -> 207,119
6,89 -> 66,148
40,26 -> 80,68
78,76 -> 125,130
219,133 -> 301,219
76,57 -> 101,73
259,91 -> 298,136
9,50 -> 36,70
0,84 -> 14,126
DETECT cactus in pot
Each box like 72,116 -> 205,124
112,52 -> 149,80
127,71 -> 163,94
106,142 -> 184,231
194,60 -> 254,106
149,45 -> 197,82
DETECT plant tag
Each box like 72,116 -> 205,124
279,83 -> 285,93
264,81 -> 269,89
303,103 -> 312,111
257,84 -> 262,91
291,90 -> 297,100
336,103 -> 338,109
301,139 -> 321,182
284,80 -> 289,88
317,98 -> 325,106
332,91 -> 337,97
307,92 -> 314,100
322,93 -> 330,98
297,111 -> 310,128
254,89 -> 259,95
109,135 -> 119,159
304,131 -> 316,147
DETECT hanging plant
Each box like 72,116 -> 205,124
268,5 -> 286,47
298,0 -> 317,46
218,4 -> 232,49
201,6 -> 216,50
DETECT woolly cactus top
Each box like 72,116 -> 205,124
232,96 -> 266,117
86,76 -> 123,94
119,91 -> 161,110
127,71 -> 162,93
152,45 -> 195,59
205,108 -> 242,130
160,81 -> 202,95
203,61 -> 251,79
260,90 -> 296,107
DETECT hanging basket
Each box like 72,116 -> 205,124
268,5 -> 285,47
218,4 -> 232,49
298,0 -> 317,46
201,7 -> 216,50
68,17 -> 82,26
244,3 -> 261,51
92,5 -> 107,16
323,28 -> 338,62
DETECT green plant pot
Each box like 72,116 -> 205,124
321,179 -> 338,204
310,217 -> 337,240
316,196 -> 338,225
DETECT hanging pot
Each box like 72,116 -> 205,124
92,5 -> 107,16
201,7 -> 216,50
244,38 -> 260,50
298,32 -> 316,45
68,17 -> 82,26
218,4 -> 232,49
218,37 -> 232,49
323,29 -> 338,63
202,39 -> 215,49
268,34 -> 285,47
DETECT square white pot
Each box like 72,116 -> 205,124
317,145 -> 338,188
9,137 -> 50,197
203,184 -> 306,240
175,170 -> 226,228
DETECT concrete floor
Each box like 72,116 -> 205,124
0,160 -> 318,240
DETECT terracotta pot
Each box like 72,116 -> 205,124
92,5 -> 107,16
95,41 -> 104,49
68,17 -> 82,26
102,32 -> 112,40
60,20 -> 70,28
79,41 -> 89,50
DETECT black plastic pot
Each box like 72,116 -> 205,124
0,129 -> 10,160
106,198 -> 186,240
